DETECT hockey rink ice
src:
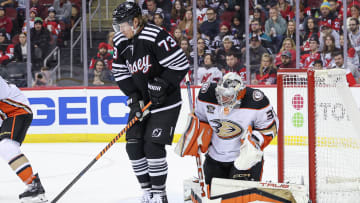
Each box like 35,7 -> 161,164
0,143 -> 279,203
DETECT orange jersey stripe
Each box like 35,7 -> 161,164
0,99 -> 32,119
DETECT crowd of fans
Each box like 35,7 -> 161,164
109,0 -> 360,86
1,0 -> 360,87
0,0 -> 81,86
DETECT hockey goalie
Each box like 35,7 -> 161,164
176,73 -> 308,202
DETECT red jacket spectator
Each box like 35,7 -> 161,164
0,29 -> 13,65
89,42 -> 113,70
0,7 -> 12,38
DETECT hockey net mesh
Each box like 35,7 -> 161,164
280,69 -> 360,203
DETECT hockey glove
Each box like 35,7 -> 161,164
234,126 -> 264,170
147,77 -> 169,107
127,93 -> 149,122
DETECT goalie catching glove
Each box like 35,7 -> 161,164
147,77 -> 169,107
234,126 -> 264,170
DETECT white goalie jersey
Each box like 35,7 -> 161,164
194,83 -> 279,162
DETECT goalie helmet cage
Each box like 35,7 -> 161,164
277,68 -> 360,203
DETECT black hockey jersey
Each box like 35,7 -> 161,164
195,83 -> 278,162
112,23 -> 189,110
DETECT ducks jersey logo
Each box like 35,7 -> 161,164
210,119 -> 243,139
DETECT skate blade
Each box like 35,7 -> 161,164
20,194 -> 48,203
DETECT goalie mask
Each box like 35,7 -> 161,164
215,72 -> 246,113
112,1 -> 141,34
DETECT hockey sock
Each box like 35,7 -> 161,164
9,154 -> 36,184
0,139 -> 35,184
144,141 -> 167,193
126,139 -> 151,190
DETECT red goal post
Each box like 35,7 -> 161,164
277,68 -> 360,203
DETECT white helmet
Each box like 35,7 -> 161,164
215,72 -> 246,112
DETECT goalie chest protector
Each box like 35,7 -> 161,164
195,83 -> 275,163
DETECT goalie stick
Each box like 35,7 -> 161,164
186,81 -> 207,198
51,102 -> 152,203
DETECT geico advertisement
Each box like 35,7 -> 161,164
22,89 -> 191,135
21,87 -> 360,136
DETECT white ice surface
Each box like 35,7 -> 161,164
0,143 -> 278,203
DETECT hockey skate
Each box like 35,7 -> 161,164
19,174 -> 48,203
141,189 -> 152,203
151,191 -> 168,203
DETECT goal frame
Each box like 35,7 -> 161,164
277,68 -> 317,202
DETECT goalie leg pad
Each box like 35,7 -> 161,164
175,113 -> 212,157
229,159 -> 264,181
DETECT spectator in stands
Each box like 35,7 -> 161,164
216,35 -> 239,68
199,8 -> 219,41
33,66 -> 52,87
154,11 -> 170,31
0,6 -> 12,40
0,28 -> 13,65
70,4 -> 80,28
313,59 -> 324,69
22,7 -> 37,34
223,52 -> 246,81
331,51 -> 359,85
275,37 -> 296,66
283,19 -> 298,45
196,53 -> 222,85
249,18 -> 273,52
328,0 -> 339,16
142,0 -> 164,24
88,59 -> 113,86
30,17 -> 51,69
156,0 -> 172,15
252,7 -> 266,28
347,5 -> 360,28
172,27 -> 183,44
189,37 -> 210,66
301,17 -> 319,52
106,31 -> 114,55
179,37 -> 191,60
348,17 -> 360,58
14,32 -> 27,62
230,13 -> 245,41
265,7 -> 287,52
243,34 -> 269,73
53,0 -> 72,24
196,0 -> 208,24
251,53 -> 277,85
0,0 -> 13,8
257,0 -> 277,18
31,0 -> 47,19
170,0 -> 185,29
212,21 -> 233,52
279,50 -> 296,68
277,0 -> 294,21
340,33 -> 359,67
89,42 -> 113,70
44,7 -> 61,49
318,1 -> 340,32
319,21 -> 340,51
321,34 -> 340,68
178,8 -> 197,39
300,35 -> 321,69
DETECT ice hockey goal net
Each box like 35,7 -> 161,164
277,68 -> 360,203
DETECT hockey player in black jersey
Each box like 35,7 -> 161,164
185,72 -> 278,194
112,1 -> 189,203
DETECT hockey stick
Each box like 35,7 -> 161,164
186,81 -> 207,197
51,102 -> 152,203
